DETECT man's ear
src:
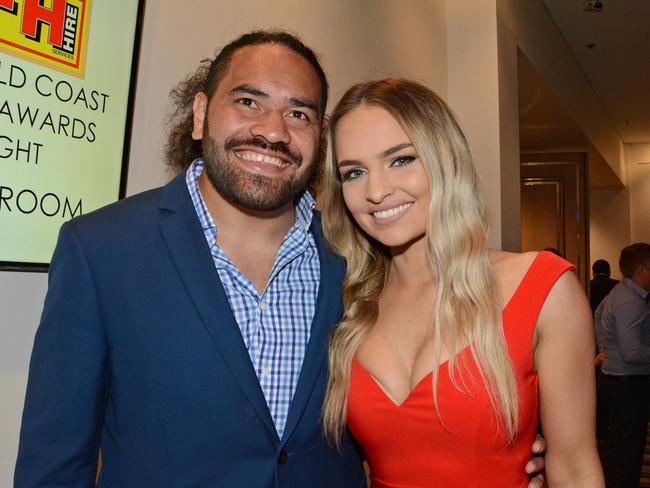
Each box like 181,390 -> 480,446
191,92 -> 208,140
319,114 -> 330,147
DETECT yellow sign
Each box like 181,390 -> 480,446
0,0 -> 90,77
0,0 -> 140,268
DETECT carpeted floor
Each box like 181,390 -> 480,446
641,424 -> 650,488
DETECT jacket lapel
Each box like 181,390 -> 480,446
281,213 -> 345,444
157,174 -> 278,439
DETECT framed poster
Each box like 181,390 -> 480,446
0,0 -> 144,271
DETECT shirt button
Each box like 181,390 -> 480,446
259,301 -> 267,311
277,450 -> 288,465
262,367 -> 271,377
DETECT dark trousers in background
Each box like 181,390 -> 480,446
595,365 -> 609,440
598,372 -> 649,488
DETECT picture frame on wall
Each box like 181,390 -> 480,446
0,0 -> 145,271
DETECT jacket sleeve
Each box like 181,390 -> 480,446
14,221 -> 109,487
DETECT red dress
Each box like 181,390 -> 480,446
347,252 -> 574,487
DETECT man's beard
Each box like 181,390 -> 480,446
201,128 -> 316,212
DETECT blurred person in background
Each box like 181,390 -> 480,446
595,243 -> 650,488
590,259 -> 619,315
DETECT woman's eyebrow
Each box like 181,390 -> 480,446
337,142 -> 414,168
381,142 -> 414,158
337,159 -> 360,168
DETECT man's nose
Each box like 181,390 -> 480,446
250,110 -> 291,145
366,170 -> 394,203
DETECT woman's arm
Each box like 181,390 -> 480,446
534,271 -> 605,487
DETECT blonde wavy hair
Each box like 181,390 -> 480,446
321,78 -> 519,447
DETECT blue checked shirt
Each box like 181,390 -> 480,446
186,159 -> 320,438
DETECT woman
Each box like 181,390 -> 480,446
321,79 -> 603,487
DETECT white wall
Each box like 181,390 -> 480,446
496,13 -> 521,252
446,1 -> 503,248
627,143 -> 650,244
0,273 -> 47,486
0,1 -> 452,484
588,143 -> 650,279
589,186 -> 631,280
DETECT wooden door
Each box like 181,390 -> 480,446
520,153 -> 589,288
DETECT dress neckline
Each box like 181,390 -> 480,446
352,251 -> 548,407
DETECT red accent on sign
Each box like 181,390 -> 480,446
0,0 -> 16,10
21,0 -> 67,48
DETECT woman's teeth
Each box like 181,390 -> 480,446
373,203 -> 413,219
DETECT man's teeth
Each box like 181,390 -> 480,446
373,203 -> 413,219
236,151 -> 285,167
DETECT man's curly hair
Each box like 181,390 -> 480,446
163,30 -> 329,186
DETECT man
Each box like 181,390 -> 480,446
15,31 -> 545,487
595,243 -> 650,488
590,259 -> 619,314
591,260 -> 619,440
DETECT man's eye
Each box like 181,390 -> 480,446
340,168 -> 364,182
236,98 -> 256,108
289,110 -> 310,122
391,155 -> 416,167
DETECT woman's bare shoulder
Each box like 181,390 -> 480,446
488,250 -> 539,307
489,249 -> 538,279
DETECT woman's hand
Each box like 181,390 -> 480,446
526,434 -> 546,488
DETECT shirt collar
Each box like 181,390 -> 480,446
294,186 -> 316,232
186,158 -> 315,240
623,277 -> 649,300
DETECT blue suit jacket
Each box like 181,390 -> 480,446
15,174 -> 366,487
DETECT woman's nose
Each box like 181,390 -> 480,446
365,170 -> 394,203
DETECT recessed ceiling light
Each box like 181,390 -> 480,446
583,0 -> 603,12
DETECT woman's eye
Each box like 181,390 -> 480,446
391,155 -> 416,167
340,168 -> 365,182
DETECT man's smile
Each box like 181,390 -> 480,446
234,150 -> 289,168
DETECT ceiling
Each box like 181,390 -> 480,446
518,51 -> 621,187
518,52 -> 589,151
540,0 -> 650,144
